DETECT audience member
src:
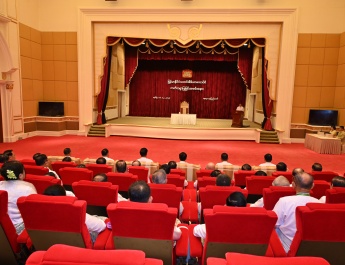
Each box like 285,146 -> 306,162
259,153 -> 275,167
311,162 -> 322,172
43,185 -> 106,243
241,163 -> 252,171
330,125 -> 337,137
159,164 -> 171,174
132,160 -> 141,166
336,126 -> 345,141
34,153 -> 59,179
0,161 -> 37,234
179,152 -> 188,163
137,148 -> 153,163
215,152 -> 232,166
115,160 -> 127,173
76,164 -> 86,168
33,152 -> 41,160
276,162 -> 287,172
3,150 -> 16,161
101,148 -> 114,163
205,162 -> 215,170
96,157 -> 106,164
215,174 -> 232,186
273,172 -> 320,253
210,170 -> 221,177
63,148 -> 71,157
319,176 -> 345,203
93,173 -> 108,182
0,154 -> 9,163
168,161 -> 177,169
251,176 -> 290,207
254,170 -> 267,176
193,191 -> 247,239
128,181 -> 181,240
62,156 -> 72,162
292,167 -> 304,177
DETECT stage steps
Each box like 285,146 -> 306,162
87,125 -> 106,137
260,130 -> 280,144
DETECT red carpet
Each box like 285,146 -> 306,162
1,135 -> 344,175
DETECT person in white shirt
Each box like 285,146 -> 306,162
319,176 -> 345,203
0,160 -> 37,235
273,171 -> 320,253
215,153 -> 232,167
101,148 -> 115,163
259,153 -> 275,167
236,104 -> 244,112
179,152 -> 187,164
137,147 -> 153,163
34,153 -> 60,179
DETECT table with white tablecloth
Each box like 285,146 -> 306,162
304,133 -> 341,154
170,114 -> 197,125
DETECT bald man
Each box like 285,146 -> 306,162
273,171 -> 320,253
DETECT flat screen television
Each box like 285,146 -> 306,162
38,102 -> 64,117
308,109 -> 338,126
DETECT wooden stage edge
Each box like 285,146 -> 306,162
105,117 -> 262,141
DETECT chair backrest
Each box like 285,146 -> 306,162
148,183 -> 183,210
170,169 -> 186,177
325,187 -> 345,203
86,164 -> 113,176
20,159 -> 37,166
51,161 -> 77,175
59,167 -> 93,186
202,206 -> 277,264
128,166 -> 149,182
0,190 -> 20,265
25,174 -> 62,194
234,170 -> 256,187
262,186 -> 296,210
166,174 -> 185,188
72,180 -> 118,216
252,166 -> 277,176
215,164 -> 240,179
17,194 -> 92,250
271,171 -> 293,183
125,161 -> 159,176
199,186 -> 248,211
289,203 -> 345,265
177,162 -> 200,181
24,165 -> 49,175
48,156 -> 81,164
196,170 -> 213,179
25,244 -> 163,265
246,176 -> 276,195
197,177 -> 216,189
309,171 -> 338,182
312,180 -> 330,199
106,172 -> 138,192
107,201 -> 177,265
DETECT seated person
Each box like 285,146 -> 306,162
193,191 -> 247,239
101,148 -> 114,163
276,162 -> 287,172
0,161 -> 37,235
96,157 -> 106,164
330,125 -> 338,137
259,153 -> 275,167
115,160 -> 127,173
319,176 -> 345,203
128,181 -> 181,241
254,170 -> 267,176
62,156 -> 72,162
34,153 -> 60,179
63,147 -> 71,157
132,160 -> 141,166
44,185 -> 106,243
137,147 -> 153,163
215,152 -> 232,166
311,162 -> 322,172
241,163 -> 252,171
160,164 -> 171,174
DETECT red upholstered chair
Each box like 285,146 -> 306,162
262,186 -> 296,210
24,174 -> 62,194
128,166 -> 149,182
309,171 -> 338,182
86,164 -> 113,176
106,201 -> 188,265
190,206 -> 278,265
207,252 -> 330,265
196,169 -> 213,179
325,187 -> 345,203
72,180 -> 118,216
311,180 -> 330,199
246,176 -> 275,203
26,244 -> 163,265
106,172 -> 138,198
59,167 -> 93,190
17,194 -> 109,250
289,203 -> 345,265
51,161 -> 77,175
24,165 -> 49,175
20,159 -> 37,166
170,169 -> 186,177
0,190 -> 27,265
234,170 -> 256,187
271,171 -> 293,183
197,177 -> 217,189
148,183 -> 183,212
167,174 -> 186,188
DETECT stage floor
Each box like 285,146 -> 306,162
108,116 -> 260,129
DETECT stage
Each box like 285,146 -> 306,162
103,116 -> 262,141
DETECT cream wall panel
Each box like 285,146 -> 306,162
0,0 -> 6,17
12,70 -> 23,117
17,0 -> 39,29
13,119 -> 23,133
7,0 -> 17,20
8,22 -> 20,68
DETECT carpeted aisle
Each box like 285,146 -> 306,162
0,135 -> 344,175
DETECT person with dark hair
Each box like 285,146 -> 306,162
319,176 -> 345,203
179,152 -> 187,163
215,174 -> 232,186
193,191 -> 247,239
168,161 -> 177,169
273,172 -> 320,253
276,162 -> 287,172
159,164 -> 171,174
254,170 -> 267,176
115,160 -> 127,173
101,148 -> 114,163
43,185 -> 106,243
76,164 -> 86,168
132,160 -> 141,166
330,125 -> 337,137
292,168 -> 304,177
96,157 -> 106,164
259,153 -> 275,167
3,150 -> 16,161
62,156 -> 72,162
138,147 -> 153,163
241,164 -> 252,171
0,154 -> 9,163
0,161 -> 37,234
210,170 -> 221,177
216,152 -> 232,167
33,152 -> 41,160
34,153 -> 59,179
93,173 -> 108,182
128,181 -> 181,240
311,162 -> 322,172
63,148 -> 71,156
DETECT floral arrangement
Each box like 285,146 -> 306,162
6,170 -> 17,180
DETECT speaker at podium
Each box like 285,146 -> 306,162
231,104 -> 244,128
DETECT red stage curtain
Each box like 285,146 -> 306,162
125,46 -> 139,87
238,46 -> 253,89
262,54 -> 273,131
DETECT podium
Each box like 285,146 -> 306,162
180,101 -> 189,114
231,111 -> 244,128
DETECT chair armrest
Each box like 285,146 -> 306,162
207,258 -> 227,265
182,189 -> 197,202
175,224 -> 189,257
189,224 -> 203,258
180,201 -> 199,223
267,230 -> 286,257
93,228 -> 112,250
